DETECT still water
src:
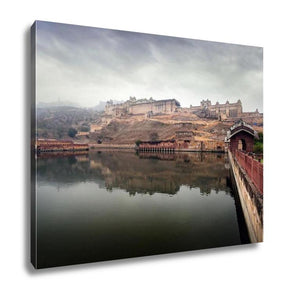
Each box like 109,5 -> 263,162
36,151 -> 250,268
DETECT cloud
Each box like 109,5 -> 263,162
36,21 -> 263,112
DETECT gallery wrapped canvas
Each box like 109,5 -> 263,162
31,21 -> 263,269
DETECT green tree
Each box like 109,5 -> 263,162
135,139 -> 142,146
254,132 -> 263,154
254,143 -> 263,153
257,132 -> 263,143
68,127 -> 77,138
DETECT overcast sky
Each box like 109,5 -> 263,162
36,21 -> 263,112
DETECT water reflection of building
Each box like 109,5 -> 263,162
138,152 -> 176,161
37,151 -> 89,159
75,155 -> 89,162
37,151 -> 231,196
89,160 -> 112,175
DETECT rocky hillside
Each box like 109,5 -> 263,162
36,106 -> 263,145
90,119 -> 227,144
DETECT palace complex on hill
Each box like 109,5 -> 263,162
103,97 -> 262,122
105,97 -> 180,118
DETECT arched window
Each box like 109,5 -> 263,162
238,139 -> 246,151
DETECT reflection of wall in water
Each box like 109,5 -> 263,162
37,151 -> 232,196
91,151 -> 231,195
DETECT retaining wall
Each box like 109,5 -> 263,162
228,150 -> 263,243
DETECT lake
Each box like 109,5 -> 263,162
35,150 -> 250,268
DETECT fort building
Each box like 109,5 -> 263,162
105,97 -> 180,118
186,99 -> 243,120
103,97 -> 262,122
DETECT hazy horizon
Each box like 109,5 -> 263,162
36,21 -> 263,112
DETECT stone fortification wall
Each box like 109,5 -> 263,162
105,97 -> 262,122
228,150 -> 263,243
129,102 -> 153,114
186,99 -> 243,120
105,98 -> 180,117
241,110 -> 263,118
129,100 -> 178,115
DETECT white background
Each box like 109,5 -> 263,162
1,1 -> 282,299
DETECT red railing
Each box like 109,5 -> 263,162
234,149 -> 263,194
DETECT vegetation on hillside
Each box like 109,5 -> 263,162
254,132 -> 263,154
135,140 -> 142,146
68,128 -> 78,138
36,106 -> 101,139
